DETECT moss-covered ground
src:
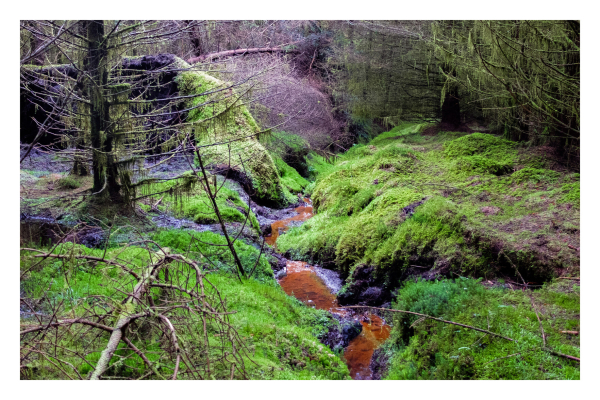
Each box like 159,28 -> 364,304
278,122 -> 580,282
20,231 -> 350,380
381,277 -> 580,380
275,121 -> 579,380
137,174 -> 262,234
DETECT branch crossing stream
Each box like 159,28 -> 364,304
266,198 -> 390,379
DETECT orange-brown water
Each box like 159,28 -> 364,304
279,261 -> 347,315
343,315 -> 391,379
264,198 -> 313,247
271,198 -> 390,379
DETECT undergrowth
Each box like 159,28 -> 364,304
20,233 -> 350,380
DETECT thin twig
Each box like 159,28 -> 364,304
345,305 -> 515,342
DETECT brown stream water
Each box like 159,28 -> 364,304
269,199 -> 390,380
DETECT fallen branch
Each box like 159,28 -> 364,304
345,305 -> 515,342
122,336 -> 167,380
560,331 -> 579,335
20,318 -> 113,335
151,196 -> 164,212
187,42 -> 302,64
543,348 -> 580,362
558,276 -> 580,280
530,297 -> 546,347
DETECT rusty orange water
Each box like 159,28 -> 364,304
265,198 -> 313,247
343,315 -> 391,380
279,261 -> 347,315
272,197 -> 390,379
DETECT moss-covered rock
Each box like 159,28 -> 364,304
173,58 -> 295,207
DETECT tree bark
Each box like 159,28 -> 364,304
86,21 -> 123,202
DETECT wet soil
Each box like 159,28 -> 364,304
271,198 -> 391,380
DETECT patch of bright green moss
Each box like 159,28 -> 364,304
173,58 -> 292,207
277,124 -> 579,281
20,238 -> 349,380
273,156 -> 309,193
383,278 -> 579,380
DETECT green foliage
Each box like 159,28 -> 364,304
56,176 -> 81,189
384,278 -> 580,380
431,20 -> 579,151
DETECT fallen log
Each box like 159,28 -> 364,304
187,42 -> 302,64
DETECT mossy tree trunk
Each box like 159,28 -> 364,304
85,20 -> 123,203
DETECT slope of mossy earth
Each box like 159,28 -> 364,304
276,122 -> 579,380
279,122 -> 580,282
20,232 -> 350,380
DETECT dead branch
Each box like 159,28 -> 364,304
187,41 -> 302,64
543,348 -> 580,362
345,305 -> 515,342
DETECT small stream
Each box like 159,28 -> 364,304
266,199 -> 391,380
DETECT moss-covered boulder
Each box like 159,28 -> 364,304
173,57 -> 295,207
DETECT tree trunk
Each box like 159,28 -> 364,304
441,63 -> 461,128
86,20 -> 122,203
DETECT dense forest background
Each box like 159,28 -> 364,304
20,20 -> 579,180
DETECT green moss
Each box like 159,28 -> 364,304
455,155 -> 512,176
443,132 -> 517,160
173,59 -> 293,207
277,122 -> 579,281
56,176 -> 81,189
152,229 -> 272,281
511,167 -> 561,184
559,182 -> 580,205
139,176 -> 260,233
20,238 -> 350,380
383,278 -> 580,380
268,131 -> 310,158
273,156 -> 309,193
207,274 -> 350,379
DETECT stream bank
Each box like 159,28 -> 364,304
266,198 -> 391,379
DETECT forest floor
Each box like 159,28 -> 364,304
19,122 -> 580,380
278,122 -> 580,379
